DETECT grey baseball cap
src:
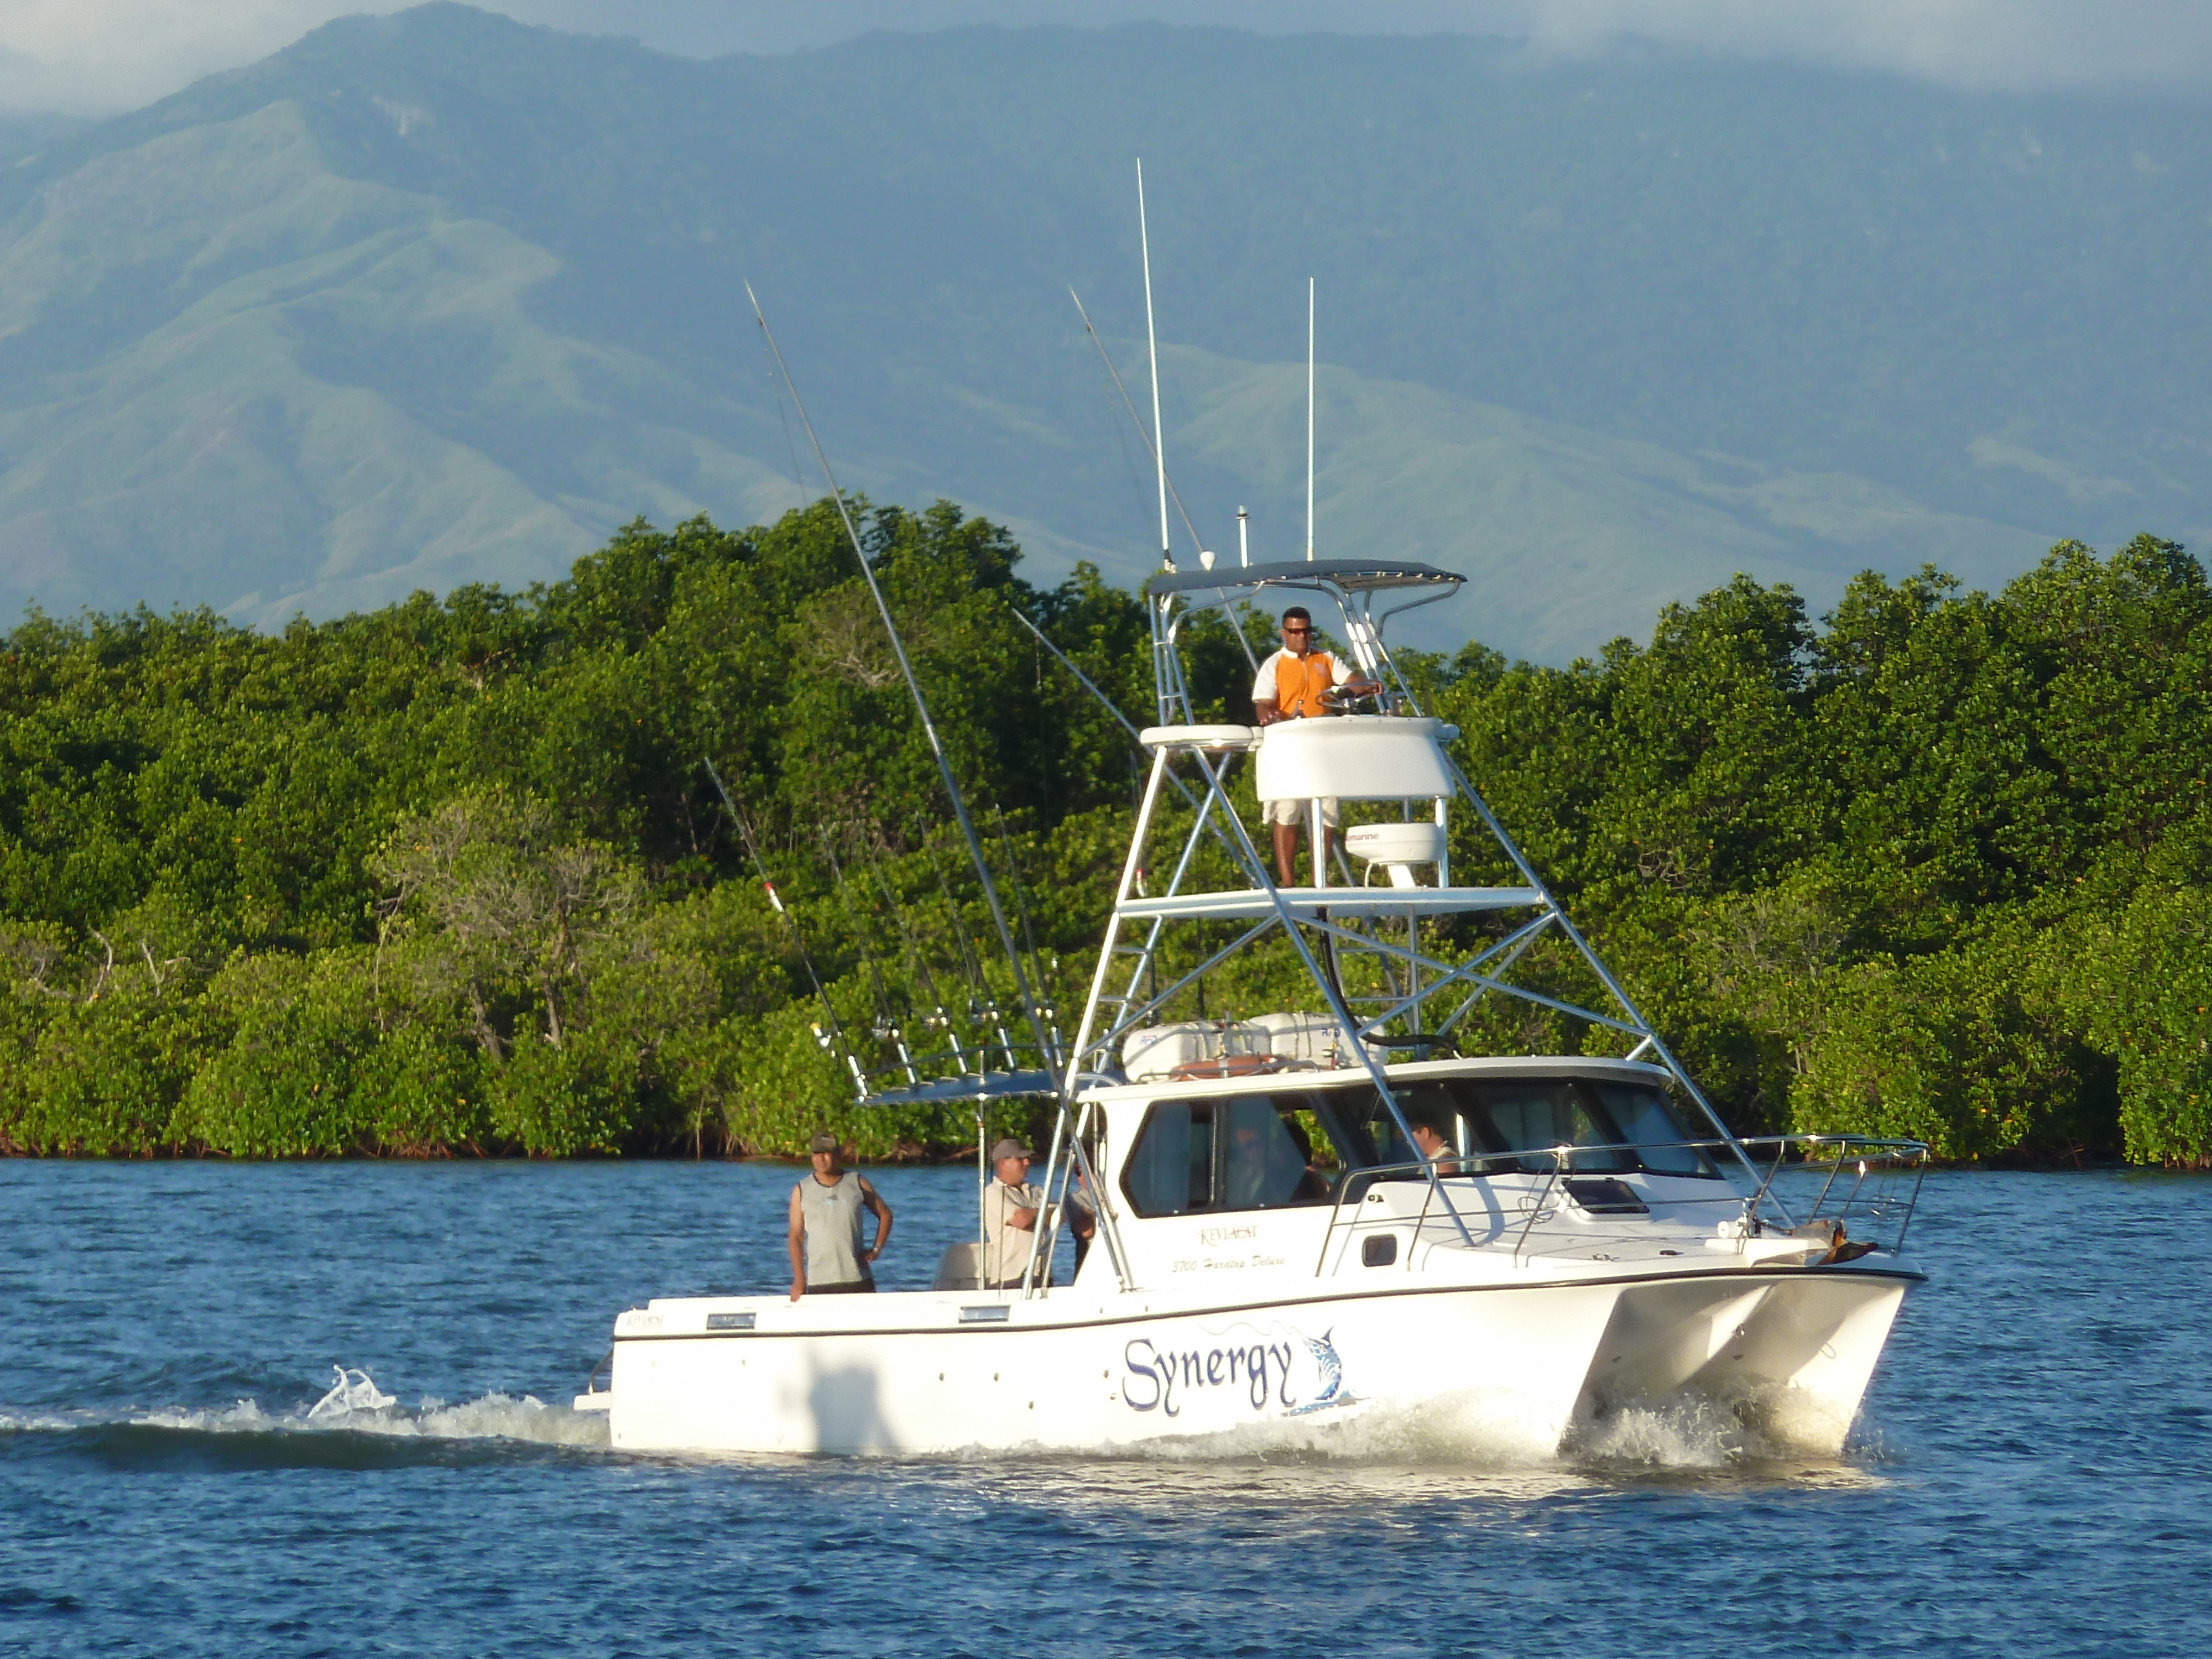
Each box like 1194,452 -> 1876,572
807,1133 -> 840,1154
988,1137 -> 1034,1161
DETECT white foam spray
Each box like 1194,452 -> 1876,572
0,1364 -> 611,1449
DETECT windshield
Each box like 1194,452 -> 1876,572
1319,1075 -> 1722,1178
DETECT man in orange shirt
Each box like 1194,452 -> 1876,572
1250,607 -> 1378,883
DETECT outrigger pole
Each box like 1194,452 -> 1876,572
1068,287 -> 1213,578
745,284 -> 1059,1091
1137,160 -> 1173,575
1067,290 -> 1258,681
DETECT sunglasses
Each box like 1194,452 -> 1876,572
1282,624 -> 1311,634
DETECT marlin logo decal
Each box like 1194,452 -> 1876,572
1286,1328 -> 1357,1415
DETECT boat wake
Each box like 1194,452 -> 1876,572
3,1369 -> 1880,1482
0,1364 -> 612,1464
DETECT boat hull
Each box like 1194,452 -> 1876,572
599,1265 -> 1915,1459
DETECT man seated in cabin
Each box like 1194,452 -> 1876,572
1408,1119 -> 1462,1176
789,1133 -> 894,1301
980,1137 -> 1051,1290
1219,1102 -> 1330,1209
1250,606 -> 1380,885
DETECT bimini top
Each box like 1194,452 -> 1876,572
1149,558 -> 1463,596
860,1068 -> 1060,1109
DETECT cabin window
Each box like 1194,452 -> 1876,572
1120,1095 -> 1332,1217
1122,1102 -> 1212,1216
1218,1097 -> 1314,1209
1595,1083 -> 1717,1177
1322,1077 -> 1721,1180
1479,1079 -> 1630,1173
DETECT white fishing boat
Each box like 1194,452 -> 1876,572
579,193 -> 1927,1458
580,551 -> 1925,1458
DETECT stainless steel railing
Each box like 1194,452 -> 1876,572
1312,1133 -> 1929,1276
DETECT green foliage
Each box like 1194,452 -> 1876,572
1786,931 -> 2096,1160
0,499 -> 1152,1159
1435,533 -> 2212,1162
0,508 -> 2205,1164
2061,825 -> 2212,1166
176,953 -> 380,1157
487,1026 -> 640,1157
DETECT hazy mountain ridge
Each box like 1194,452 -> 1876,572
0,4 -> 2204,655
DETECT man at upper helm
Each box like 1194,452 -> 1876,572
1250,605 -> 1378,884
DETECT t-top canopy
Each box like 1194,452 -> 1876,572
1148,558 -> 1464,597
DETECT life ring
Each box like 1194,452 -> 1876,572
1166,1052 -> 1282,1081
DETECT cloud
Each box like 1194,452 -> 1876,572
1506,0 -> 2212,91
4,0 -> 2209,116
0,1 -> 406,115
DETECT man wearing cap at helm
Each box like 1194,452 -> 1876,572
1251,606 -> 1378,885
981,1137 -> 1052,1291
789,1132 -> 894,1300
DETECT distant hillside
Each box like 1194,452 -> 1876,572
0,5 -> 2206,658
0,114 -> 87,166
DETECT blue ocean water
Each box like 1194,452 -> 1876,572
0,1161 -> 2206,1657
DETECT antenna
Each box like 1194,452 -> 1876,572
1237,505 -> 1249,568
1138,160 -> 1172,573
1306,276 -> 1316,562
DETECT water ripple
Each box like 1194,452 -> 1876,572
0,1162 -> 2208,1656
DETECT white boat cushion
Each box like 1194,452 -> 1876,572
1138,724 -> 1257,750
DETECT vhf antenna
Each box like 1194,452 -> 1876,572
1138,160 -> 1173,574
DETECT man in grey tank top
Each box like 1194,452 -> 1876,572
787,1133 -> 894,1300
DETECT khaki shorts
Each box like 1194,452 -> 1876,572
1263,796 -> 1340,828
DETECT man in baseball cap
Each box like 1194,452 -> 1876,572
980,1137 -> 1047,1290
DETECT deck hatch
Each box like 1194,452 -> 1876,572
1563,1177 -> 1648,1215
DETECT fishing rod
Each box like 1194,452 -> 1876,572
1008,601 -> 1253,842
916,827 -> 1009,1066
815,827 -> 919,1091
746,282 -> 1059,1089
987,802 -> 1055,1051
854,828 -> 966,1073
701,757 -> 863,1095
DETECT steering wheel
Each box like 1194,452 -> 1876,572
1319,682 -> 1389,714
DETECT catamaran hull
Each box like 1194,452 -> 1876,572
599,1266 -> 1913,1459
1570,1268 -> 1911,1453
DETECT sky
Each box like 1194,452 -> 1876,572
5,0 -> 2212,116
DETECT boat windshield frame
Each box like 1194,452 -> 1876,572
1310,1072 -> 1726,1181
